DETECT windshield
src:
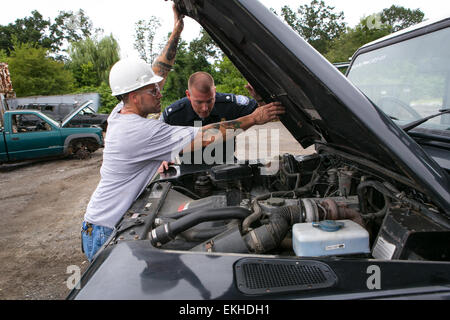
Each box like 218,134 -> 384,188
347,27 -> 450,134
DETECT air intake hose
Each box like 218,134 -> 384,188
243,205 -> 303,254
150,207 -> 251,246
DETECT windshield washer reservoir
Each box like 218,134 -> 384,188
293,220 -> 370,257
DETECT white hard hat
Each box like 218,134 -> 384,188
109,58 -> 163,96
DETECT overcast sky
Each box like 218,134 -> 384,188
1,0 -> 449,58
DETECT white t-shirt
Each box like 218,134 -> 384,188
84,103 -> 199,229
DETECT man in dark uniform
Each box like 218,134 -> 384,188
159,72 -> 266,170
161,92 -> 258,126
160,72 -> 263,126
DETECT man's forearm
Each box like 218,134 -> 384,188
152,31 -> 182,85
204,114 -> 256,135
152,6 -> 184,87
186,115 -> 255,152
184,102 -> 285,153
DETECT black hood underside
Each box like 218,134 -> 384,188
174,0 -> 449,213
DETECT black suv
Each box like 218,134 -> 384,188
69,1 -> 450,300
17,101 -> 108,131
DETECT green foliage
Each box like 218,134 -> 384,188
325,21 -> 392,63
70,61 -> 97,87
68,35 -> 120,87
160,27 -> 251,107
325,6 -> 424,63
96,82 -> 120,114
189,29 -> 221,61
2,4 -> 426,114
381,5 -> 425,32
0,49 -> 7,61
214,56 -> 248,96
51,9 -> 94,44
280,0 -> 346,55
134,17 -> 161,63
0,11 -> 52,55
161,37 -> 214,105
5,42 -> 74,97
74,82 -> 118,114
0,9 -> 96,57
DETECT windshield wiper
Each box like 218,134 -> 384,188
401,108 -> 450,132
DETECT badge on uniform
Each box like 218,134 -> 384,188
236,95 -> 250,106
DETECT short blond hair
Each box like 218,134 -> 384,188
188,72 -> 215,93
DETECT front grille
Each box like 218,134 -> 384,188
235,258 -> 337,295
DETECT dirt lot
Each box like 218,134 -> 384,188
0,122 -> 313,300
0,152 -> 102,300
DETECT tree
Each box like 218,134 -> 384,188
49,9 -> 98,53
381,5 -> 425,32
280,0 -> 346,55
214,56 -> 248,96
159,27 -> 256,108
189,29 -> 221,62
134,17 -> 162,64
161,30 -> 217,106
0,11 -> 52,55
325,6 -> 425,63
0,9 -> 97,57
74,82 -> 117,114
161,40 -> 198,104
325,18 -> 392,63
5,42 -> 74,97
68,35 -> 120,87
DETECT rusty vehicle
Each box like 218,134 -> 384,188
69,1 -> 450,300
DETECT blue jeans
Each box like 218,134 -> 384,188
81,222 -> 114,262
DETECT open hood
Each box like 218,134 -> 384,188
174,0 -> 449,212
61,100 -> 95,127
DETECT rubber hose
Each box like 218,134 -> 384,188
180,222 -> 235,242
150,207 -> 251,246
244,206 -> 302,254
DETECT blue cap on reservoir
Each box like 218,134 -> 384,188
312,220 -> 345,232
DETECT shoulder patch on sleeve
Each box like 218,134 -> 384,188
236,95 -> 250,106
164,101 -> 185,118
216,93 -> 240,104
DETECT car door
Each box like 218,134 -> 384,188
4,113 -> 63,161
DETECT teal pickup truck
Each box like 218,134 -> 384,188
0,106 -> 104,163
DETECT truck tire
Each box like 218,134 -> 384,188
70,139 -> 99,160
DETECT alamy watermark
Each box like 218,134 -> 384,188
170,122 -> 281,175
366,265 -> 382,290
66,265 -> 81,290
365,13 -> 383,30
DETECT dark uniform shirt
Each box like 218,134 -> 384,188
161,93 -> 258,126
161,93 -> 258,164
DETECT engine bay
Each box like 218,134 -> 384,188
113,147 -> 450,262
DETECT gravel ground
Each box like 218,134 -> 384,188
0,122 -> 313,300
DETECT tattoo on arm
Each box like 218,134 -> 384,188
166,36 -> 180,61
154,61 -> 172,78
208,121 -> 242,131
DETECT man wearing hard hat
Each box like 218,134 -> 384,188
80,5 -> 285,262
